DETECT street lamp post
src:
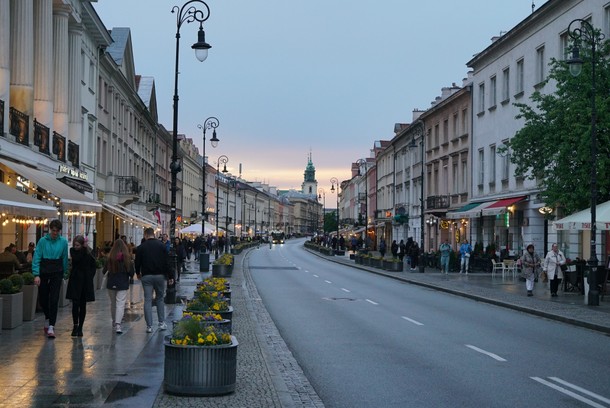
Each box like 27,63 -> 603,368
567,19 -> 602,306
318,188 -> 325,234
355,159 -> 368,247
197,117 -> 219,272
330,177 -> 340,246
215,155 -> 228,258
408,121 -> 426,272
169,0 -> 212,294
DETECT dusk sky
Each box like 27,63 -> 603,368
94,0 -> 548,197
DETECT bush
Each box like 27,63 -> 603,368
9,273 -> 23,292
0,274 -> 23,294
0,279 -> 13,294
21,272 -> 35,285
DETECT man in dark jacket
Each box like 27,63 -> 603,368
135,228 -> 173,333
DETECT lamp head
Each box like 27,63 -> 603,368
192,26 -> 212,62
567,45 -> 583,77
210,129 -> 219,148
222,164 -> 228,173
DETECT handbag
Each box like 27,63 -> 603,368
541,270 -> 548,283
560,264 -> 568,272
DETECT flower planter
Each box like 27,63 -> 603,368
187,306 -> 233,322
2,292 -> 23,329
173,318 -> 232,334
212,264 -> 233,278
370,259 -> 382,268
164,335 -> 238,396
22,284 -> 38,321
383,260 -> 403,272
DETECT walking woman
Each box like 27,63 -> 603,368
543,243 -> 566,297
104,239 -> 134,334
33,219 -> 69,338
66,235 -> 97,337
521,244 -> 541,297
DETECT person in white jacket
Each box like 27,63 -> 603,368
543,243 -> 567,297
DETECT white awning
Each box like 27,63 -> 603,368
0,182 -> 57,217
0,159 -> 101,212
101,202 -> 155,228
553,200 -> 610,231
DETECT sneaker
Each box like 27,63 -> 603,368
146,326 -> 153,333
44,320 -> 49,334
115,324 -> 123,334
47,325 -> 55,339
158,322 -> 167,331
527,291 -> 533,297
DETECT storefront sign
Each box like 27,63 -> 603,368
58,164 -> 88,180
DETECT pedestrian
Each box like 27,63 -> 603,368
104,238 -> 134,334
391,240 -> 398,258
0,244 -> 21,270
32,219 -> 69,338
173,237 -> 187,281
161,233 -> 170,252
521,244 -> 541,297
542,243 -> 566,297
439,239 -> 451,274
398,239 -> 406,262
379,238 -> 386,258
350,236 -> 358,253
135,227 -> 173,333
25,242 -> 36,264
409,242 -> 419,271
459,239 -> 472,274
66,235 -> 96,337
193,235 -> 202,261
338,235 -> 345,251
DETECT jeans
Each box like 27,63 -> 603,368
141,274 -> 167,327
39,271 -> 63,326
108,289 -> 128,326
460,256 -> 470,273
440,256 -> 450,274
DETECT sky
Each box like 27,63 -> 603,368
94,0 -> 548,197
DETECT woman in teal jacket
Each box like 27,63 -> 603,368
32,219 -> 69,338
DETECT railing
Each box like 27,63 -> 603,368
34,120 -> 50,154
117,176 -> 141,195
426,195 -> 450,210
9,107 -> 29,146
52,131 -> 66,162
68,140 -> 79,167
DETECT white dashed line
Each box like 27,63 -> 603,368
341,288 -> 351,293
531,377 -> 608,408
401,316 -> 424,326
365,299 -> 378,305
324,280 -> 332,284
313,274 -> 319,278
465,345 -> 506,362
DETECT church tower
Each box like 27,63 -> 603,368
301,152 -> 318,196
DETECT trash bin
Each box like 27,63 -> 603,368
200,252 -> 210,273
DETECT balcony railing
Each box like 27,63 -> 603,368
68,140 -> 79,168
118,176 -> 141,196
426,195 -> 450,210
9,107 -> 29,146
52,131 -> 66,162
34,120 -> 50,154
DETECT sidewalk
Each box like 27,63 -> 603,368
320,250 -> 610,334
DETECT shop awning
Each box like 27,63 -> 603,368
0,159 -> 101,212
553,200 -> 610,231
446,201 -> 494,219
101,202 -> 155,228
481,196 -> 527,216
0,182 -> 57,217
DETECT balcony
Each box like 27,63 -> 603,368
426,195 -> 450,210
117,176 -> 142,206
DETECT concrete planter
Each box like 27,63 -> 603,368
2,292 -> 23,329
212,264 -> 233,278
172,318 -> 232,334
22,284 -> 38,321
164,335 -> 238,396
187,306 -> 233,323
383,260 -> 403,272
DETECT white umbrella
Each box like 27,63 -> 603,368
553,200 -> 610,231
179,224 -> 215,235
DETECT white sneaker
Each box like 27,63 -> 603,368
47,325 -> 55,338
158,322 -> 167,331
115,324 -> 123,334
146,326 -> 153,333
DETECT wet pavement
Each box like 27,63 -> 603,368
0,243 -> 608,407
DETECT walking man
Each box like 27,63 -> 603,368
439,239 -> 451,274
135,227 -> 173,333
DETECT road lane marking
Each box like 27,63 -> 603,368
531,377 -> 607,408
365,299 -> 378,305
313,274 -> 319,278
465,345 -> 507,362
324,280 -> 332,284
549,377 -> 610,404
401,316 -> 424,326
341,288 -> 351,293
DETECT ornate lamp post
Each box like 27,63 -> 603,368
408,120 -> 426,272
567,19 -> 603,306
215,155 -> 228,258
355,158 -> 368,247
169,1 -> 212,284
318,188 -> 325,234
330,177 -> 340,244
197,117 -> 219,272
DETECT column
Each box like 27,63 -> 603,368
68,24 -> 82,143
0,0 -> 10,124
53,5 -> 70,136
9,0 -> 34,115
33,0 -> 54,126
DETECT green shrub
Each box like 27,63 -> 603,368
21,272 -> 35,285
9,274 -> 23,292
0,276 -> 22,294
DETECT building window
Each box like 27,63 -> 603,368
478,149 -> 484,185
434,124 -> 440,147
502,67 -> 510,102
461,160 -> 468,193
605,6 -> 610,38
489,145 -> 496,182
536,45 -> 545,85
502,142 -> 510,181
516,58 -> 524,95
452,161 -> 459,194
453,113 -> 458,138
443,119 -> 449,144
478,82 -> 485,113
461,109 -> 468,134
559,32 -> 569,61
490,75 -> 497,108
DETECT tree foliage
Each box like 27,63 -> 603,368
324,211 -> 338,233
505,31 -> 610,215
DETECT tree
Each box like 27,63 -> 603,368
324,211 -> 337,233
505,30 -> 610,215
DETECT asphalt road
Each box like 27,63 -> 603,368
248,238 -> 610,408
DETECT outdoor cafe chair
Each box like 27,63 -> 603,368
491,259 -> 504,277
